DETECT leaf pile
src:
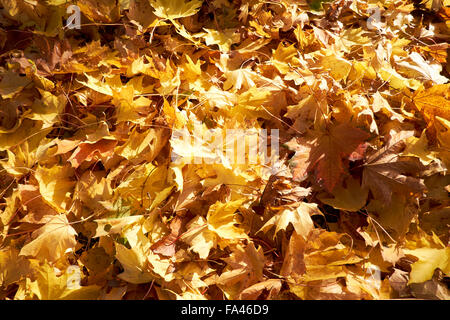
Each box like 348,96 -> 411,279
0,0 -> 449,300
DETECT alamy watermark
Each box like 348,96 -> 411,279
64,5 -> 384,31
367,7 -> 385,31
364,264 -> 382,289
66,5 -> 81,30
66,265 -> 81,289
170,128 -> 279,171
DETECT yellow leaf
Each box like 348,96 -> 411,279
280,231 -> 306,281
321,54 -> 352,81
19,214 -> 77,262
402,130 -> 439,165
115,244 -> 154,284
27,261 -> 100,300
371,91 -> 404,122
116,225 -> 174,283
181,55 -> 202,82
272,42 -> 299,74
93,216 -> 144,238
259,203 -> 317,239
348,60 -> 377,82
115,163 -> 171,210
35,165 -> 75,213
150,0 -> 202,20
18,184 -> 58,224
26,89 -> 66,125
207,199 -> 248,244
77,74 -> 113,96
404,247 -> 450,284
116,128 -> 168,161
0,119 -> 51,152
413,84 -> 450,122
435,116 -> 450,168
115,226 -> 154,284
202,28 -> 239,52
378,66 -> 421,90
180,216 -> 216,259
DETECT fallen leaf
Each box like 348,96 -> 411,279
19,214 -> 77,262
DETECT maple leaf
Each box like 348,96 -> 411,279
295,123 -> 370,191
77,0 -> 120,23
371,91 -> 404,122
434,116 -> 450,168
35,165 -> 76,213
75,171 -> 114,212
395,52 -> 448,84
2,0 -> 450,301
280,231 -> 306,281
27,89 -> 66,125
403,229 -> 450,284
286,81 -> 328,126
362,130 -> 426,203
318,176 -> 369,211
179,216 -> 216,259
320,52 -> 352,81
19,214 -> 77,263
0,71 -> 31,99
259,202 -> 318,239
272,42 -> 299,74
25,261 -> 100,300
366,193 -> 417,240
150,0 -> 202,20
114,226 -> 154,284
413,83 -> 450,126
93,215 -> 143,238
217,243 -> 265,299
202,28 -> 239,52
0,247 -> 30,288
151,216 -> 183,257
402,130 -> 441,166
285,229 -> 364,300
115,163 -> 172,211
404,247 -> 450,284
206,199 -> 249,245
238,279 -> 282,300
127,0 -> 159,32
68,139 -> 117,168
18,184 -> 58,224
115,243 -> 155,284
116,127 -> 169,162
80,247 -> 113,275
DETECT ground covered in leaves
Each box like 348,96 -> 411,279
0,0 -> 449,300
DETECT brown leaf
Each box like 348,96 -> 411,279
362,131 -> 426,203
151,216 -> 183,257
237,279 -> 282,300
68,139 -> 117,168
18,184 -> 58,224
300,123 -> 369,191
